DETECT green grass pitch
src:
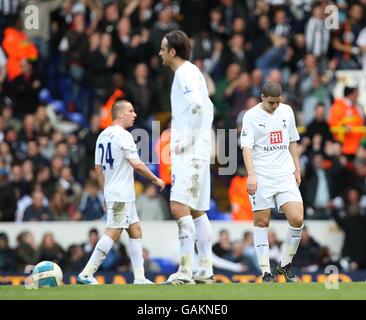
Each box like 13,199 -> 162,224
1,282 -> 366,300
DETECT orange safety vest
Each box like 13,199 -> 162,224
228,175 -> 253,221
328,98 -> 364,155
99,89 -> 126,129
2,27 -> 38,81
154,129 -> 171,185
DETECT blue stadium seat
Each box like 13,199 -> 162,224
207,199 -> 232,220
66,112 -> 86,127
151,258 -> 178,274
39,88 -> 53,104
49,100 -> 67,114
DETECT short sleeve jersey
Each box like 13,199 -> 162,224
170,61 -> 213,161
95,125 -> 139,202
240,103 -> 300,178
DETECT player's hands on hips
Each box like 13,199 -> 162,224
154,178 -> 166,191
294,170 -> 301,186
246,174 -> 257,196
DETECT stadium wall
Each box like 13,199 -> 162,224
0,221 -> 344,258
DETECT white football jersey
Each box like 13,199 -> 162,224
170,61 -> 213,161
240,103 -> 300,178
95,125 -> 139,202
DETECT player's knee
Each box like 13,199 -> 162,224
106,229 -> 122,242
128,223 -> 142,238
170,203 -> 189,220
289,216 -> 304,229
255,221 -> 270,228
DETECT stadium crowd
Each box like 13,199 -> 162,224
1,224 -> 363,274
1,0 -> 366,271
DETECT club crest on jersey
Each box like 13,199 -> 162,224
270,131 -> 283,144
282,119 -> 287,128
183,86 -> 192,95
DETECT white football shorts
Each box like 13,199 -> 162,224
106,201 -> 139,229
250,173 -> 302,213
170,159 -> 211,211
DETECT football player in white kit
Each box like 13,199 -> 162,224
77,100 -> 165,285
241,81 -> 303,282
159,30 -> 214,285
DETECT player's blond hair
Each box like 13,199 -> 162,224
111,100 -> 131,120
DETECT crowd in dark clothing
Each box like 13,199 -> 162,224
0,1 -> 366,270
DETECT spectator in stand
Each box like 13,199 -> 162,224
78,178 -> 105,221
82,228 -> 99,258
125,63 -> 160,132
136,183 -> 170,220
228,166 -> 253,221
328,86 -> 364,158
0,232 -> 16,272
213,62 -> 241,128
1,18 -> 38,81
23,0 -> 67,60
292,226 -> 322,272
97,1 -> 120,34
0,99 -> 21,132
331,188 -> 366,270
357,25 -> 366,70
332,2 -> 364,70
268,230 -> 281,270
81,114 -> 102,178
212,229 -> 232,259
124,0 -> 156,30
154,119 -> 171,202
10,60 -> 41,117
65,244 -> 86,272
22,189 -> 53,221
142,247 -> 162,273
58,11 -> 89,113
38,232 -> 66,269
101,241 -> 130,273
49,185 -> 80,221
0,161 -> 17,221
86,32 -> 117,106
99,73 -> 126,130
305,1 -> 330,67
303,153 -> 334,219
304,103 -> 333,147
15,231 -> 38,272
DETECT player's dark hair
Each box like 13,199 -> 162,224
262,81 -> 282,97
165,30 -> 192,60
111,100 -> 130,120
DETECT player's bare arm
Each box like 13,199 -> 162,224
128,158 -> 165,191
242,147 -> 257,196
289,141 -> 301,186
95,164 -> 105,190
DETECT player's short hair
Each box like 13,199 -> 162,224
111,100 -> 130,120
165,30 -> 191,60
262,81 -> 282,97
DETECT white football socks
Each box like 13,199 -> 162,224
254,226 -> 271,275
280,224 -> 303,267
128,238 -> 145,280
177,215 -> 195,276
194,214 -> 213,276
81,234 -> 114,277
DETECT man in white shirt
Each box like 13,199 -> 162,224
241,81 -> 303,282
77,100 -> 165,285
159,30 -> 214,285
